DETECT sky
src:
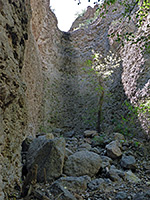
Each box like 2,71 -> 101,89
50,0 -> 98,31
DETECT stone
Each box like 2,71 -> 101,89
26,137 -> 65,182
88,178 -> 106,190
90,147 -> 101,154
63,130 -> 75,138
113,133 -> 125,141
65,148 -> 73,160
146,181 -> 150,186
125,170 -> 140,183
84,130 -> 98,138
33,188 -> 54,200
133,191 -> 150,200
79,143 -> 91,150
22,136 -> 34,152
107,170 -> 122,182
49,182 -> 77,200
107,165 -> 125,182
143,162 -> 150,170
64,150 -> 102,177
120,155 -> 136,170
21,136 -> 34,168
101,156 -> 112,169
54,175 -> 91,192
37,133 -> 55,140
45,133 -> 55,140
106,141 -> 122,159
116,191 -> 127,200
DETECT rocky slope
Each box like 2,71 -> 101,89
20,132 -> 150,200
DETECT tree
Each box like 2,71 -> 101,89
75,0 -> 101,5
85,51 -> 121,133
75,0 -> 150,52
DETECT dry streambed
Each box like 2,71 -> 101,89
20,131 -> 150,200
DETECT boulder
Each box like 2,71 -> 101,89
54,175 -> 91,192
120,155 -> 136,170
64,150 -> 102,177
26,137 -> 65,182
106,141 -> 122,159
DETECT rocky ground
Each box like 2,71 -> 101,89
14,131 -> 150,200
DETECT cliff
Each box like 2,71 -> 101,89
0,0 -> 44,198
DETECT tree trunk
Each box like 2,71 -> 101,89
97,78 -> 104,133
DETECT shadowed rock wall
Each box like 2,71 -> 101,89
41,1 -> 149,135
0,0 -> 44,198
0,0 -> 31,198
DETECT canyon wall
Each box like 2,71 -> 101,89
0,0 -> 44,198
0,0 -> 149,199
42,1 -> 149,135
0,0 -> 30,198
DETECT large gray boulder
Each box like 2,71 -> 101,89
26,137 -> 65,182
64,150 -> 102,177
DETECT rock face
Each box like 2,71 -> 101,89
26,137 -> 65,182
0,0 -> 31,197
40,0 -> 150,136
22,28 -> 43,135
64,150 -> 102,177
0,0 -> 48,197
